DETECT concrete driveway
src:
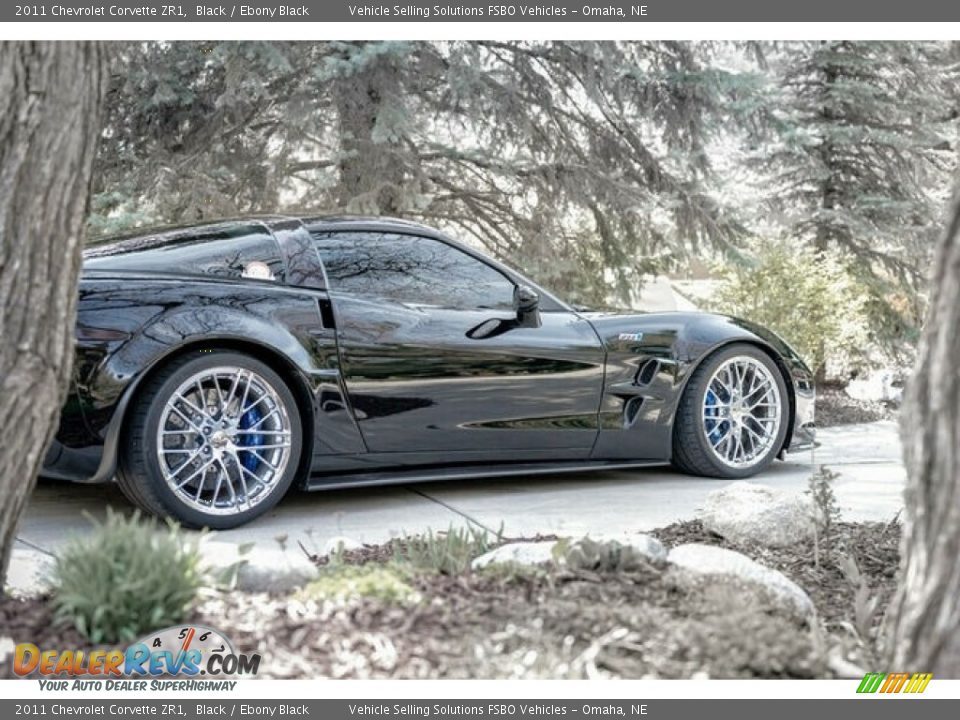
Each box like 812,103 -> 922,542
13,421 -> 905,563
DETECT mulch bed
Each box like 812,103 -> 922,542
304,533 -> 560,567
186,561 -> 822,679
815,386 -> 896,427
1,523 -> 900,680
652,519 -> 901,632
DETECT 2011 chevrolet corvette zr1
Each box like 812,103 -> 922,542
43,216 -> 816,528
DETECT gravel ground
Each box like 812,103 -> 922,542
1,522 -> 899,680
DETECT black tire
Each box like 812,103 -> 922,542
116,351 -> 303,529
671,343 -> 789,479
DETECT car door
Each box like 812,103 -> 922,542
312,230 -> 606,460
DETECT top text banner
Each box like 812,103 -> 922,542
8,1 -> 960,23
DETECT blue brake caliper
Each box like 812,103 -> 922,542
237,406 -> 263,472
704,388 -> 726,444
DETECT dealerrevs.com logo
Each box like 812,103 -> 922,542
13,625 -> 260,691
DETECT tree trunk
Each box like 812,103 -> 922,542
812,50 -> 840,384
885,188 -> 960,675
333,44 -> 407,215
0,42 -> 108,585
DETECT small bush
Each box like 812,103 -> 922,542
714,241 -> 871,377
807,466 -> 841,536
51,509 -> 202,644
476,560 -> 548,583
400,525 -> 500,576
806,465 -> 841,567
296,565 -> 420,606
553,537 -> 654,573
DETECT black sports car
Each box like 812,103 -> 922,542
43,216 -> 816,528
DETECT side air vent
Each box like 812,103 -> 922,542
635,358 -> 659,386
624,396 -> 645,427
318,298 -> 337,329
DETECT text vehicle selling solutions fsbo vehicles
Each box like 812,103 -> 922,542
43,216 -> 816,528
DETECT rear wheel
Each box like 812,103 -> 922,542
672,344 -> 788,478
117,351 -> 303,528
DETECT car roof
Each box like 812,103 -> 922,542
88,214 -> 444,247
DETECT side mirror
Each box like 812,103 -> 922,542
513,284 -> 541,328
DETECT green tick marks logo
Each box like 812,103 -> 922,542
857,672 -> 933,694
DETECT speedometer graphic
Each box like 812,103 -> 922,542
131,624 -> 236,675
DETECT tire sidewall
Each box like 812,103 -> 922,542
685,344 -> 789,478
135,352 -> 303,529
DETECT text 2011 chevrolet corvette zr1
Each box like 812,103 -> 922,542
43,216 -> 816,528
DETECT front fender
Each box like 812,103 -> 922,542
583,311 -> 815,460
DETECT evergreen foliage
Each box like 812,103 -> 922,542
91,41 -> 760,306
714,240 -> 872,377
89,41 -> 958,356
758,41 -> 957,348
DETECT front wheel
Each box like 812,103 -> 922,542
117,351 -> 303,529
671,344 -> 789,478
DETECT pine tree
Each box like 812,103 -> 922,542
762,41 -> 956,354
91,41 -> 760,307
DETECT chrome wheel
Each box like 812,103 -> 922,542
156,366 -> 293,516
702,356 -> 782,469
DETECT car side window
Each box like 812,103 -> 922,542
85,226 -> 286,282
312,232 -> 515,311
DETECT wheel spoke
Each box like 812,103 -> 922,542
210,465 -> 225,506
165,445 -> 205,472
246,447 -> 280,471
742,421 -> 766,446
224,370 -> 243,414
233,451 -> 263,506
710,422 -> 732,447
173,457 -> 215,490
246,407 -> 280,430
168,405 -> 205,434
174,392 -> 209,421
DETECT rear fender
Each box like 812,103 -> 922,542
71,280 -> 363,483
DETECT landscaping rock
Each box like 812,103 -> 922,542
846,369 -> 903,407
698,481 -> 818,548
4,548 -> 55,597
471,541 -> 558,570
667,543 -> 814,617
201,541 -> 316,592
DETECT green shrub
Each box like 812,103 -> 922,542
400,524 -> 500,576
475,560 -> 548,583
51,509 -> 202,644
553,537 -> 655,572
714,241 -> 871,377
296,565 -> 420,606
